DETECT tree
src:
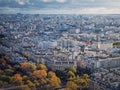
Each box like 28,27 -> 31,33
82,74 -> 89,88
65,70 -> 89,90
74,76 -> 89,89
33,70 -> 47,79
67,71 -> 75,78
26,80 -> 36,90
66,81 -> 78,90
55,70 -> 68,82
21,85 -> 31,90
38,64 -> 47,71
33,80 -> 40,87
49,76 -> 61,89
23,75 -> 29,81
83,74 -> 89,79
0,81 -> 8,88
48,71 -> 61,89
21,62 -> 29,69
32,70 -> 48,89
69,66 -> 77,74
48,71 -> 56,78
0,69 -> 4,75
0,75 -> 11,82
21,62 -> 36,72
4,69 -> 14,76
11,74 -> 23,85
30,64 -> 36,71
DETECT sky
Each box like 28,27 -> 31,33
0,0 -> 120,14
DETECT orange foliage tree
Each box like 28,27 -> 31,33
21,62 -> 36,72
11,74 -> 23,85
32,70 -> 47,79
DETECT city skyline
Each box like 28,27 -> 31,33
0,0 -> 120,14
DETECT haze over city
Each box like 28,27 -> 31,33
0,0 -> 120,14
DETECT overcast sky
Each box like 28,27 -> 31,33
0,0 -> 120,14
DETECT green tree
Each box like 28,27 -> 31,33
0,75 -> 11,82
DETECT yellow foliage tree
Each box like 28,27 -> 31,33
48,71 -> 56,78
26,80 -> 36,90
21,85 -> 30,90
83,74 -> 89,79
66,81 -> 78,90
33,80 -> 39,87
67,71 -> 75,78
74,76 -> 89,89
26,80 -> 35,87
69,66 -> 77,73
38,64 -> 47,71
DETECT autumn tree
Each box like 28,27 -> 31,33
33,80 -> 39,87
83,74 -> 89,79
11,74 -> 23,85
65,68 -> 89,90
21,62 -> 36,72
67,71 -> 75,79
32,70 -> 47,79
48,71 -> 56,78
26,80 -> 36,90
32,70 -> 47,89
82,74 -> 89,87
66,81 -> 78,90
48,75 -> 61,89
23,75 -> 29,81
20,85 -> 31,90
47,71 -> 61,89
69,66 -> 77,74
38,64 -> 47,71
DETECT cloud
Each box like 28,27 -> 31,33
42,0 -> 52,3
0,0 -> 120,14
41,0 -> 67,3
18,0 -> 25,5
56,0 -> 66,3
15,0 -> 30,5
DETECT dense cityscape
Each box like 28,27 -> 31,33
0,14 -> 120,90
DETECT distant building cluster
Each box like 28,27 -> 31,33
0,14 -> 120,90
